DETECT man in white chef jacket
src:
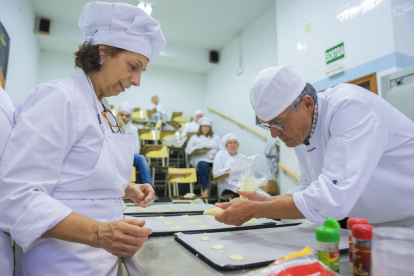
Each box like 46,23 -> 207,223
215,65 -> 414,228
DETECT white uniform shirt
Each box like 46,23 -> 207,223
149,102 -> 165,115
0,68 -> 128,252
213,150 -> 245,194
288,83 -> 414,226
185,134 -> 220,167
123,122 -> 140,154
181,121 -> 200,138
0,87 -> 15,276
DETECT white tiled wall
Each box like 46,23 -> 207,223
275,0 -> 414,85
392,0 -> 414,57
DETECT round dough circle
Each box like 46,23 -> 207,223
211,244 -> 224,250
229,255 -> 244,261
199,224 -> 209,229
158,216 -> 166,219
164,221 -> 174,225
181,215 -> 190,219
170,226 -> 181,230
188,220 -> 200,223
200,236 -> 210,241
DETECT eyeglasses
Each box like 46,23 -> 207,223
101,104 -> 123,134
258,108 -> 293,132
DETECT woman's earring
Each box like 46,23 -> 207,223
99,56 -> 105,65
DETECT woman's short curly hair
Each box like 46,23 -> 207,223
74,42 -> 125,73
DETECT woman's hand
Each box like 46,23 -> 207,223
236,190 -> 273,202
117,114 -> 125,130
125,183 -> 155,207
96,218 -> 152,258
214,200 -> 258,226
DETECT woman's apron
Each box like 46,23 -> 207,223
16,89 -> 146,275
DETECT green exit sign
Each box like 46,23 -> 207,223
326,43 -> 345,64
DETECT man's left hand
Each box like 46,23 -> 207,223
125,183 -> 155,207
214,199 -> 257,226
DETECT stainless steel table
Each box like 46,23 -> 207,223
135,235 -> 351,276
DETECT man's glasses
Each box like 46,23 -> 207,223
258,108 -> 293,132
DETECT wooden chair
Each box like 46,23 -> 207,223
147,109 -> 157,119
139,129 -> 160,146
143,145 -> 169,194
165,168 -> 208,203
130,166 -> 136,183
173,115 -> 187,123
154,119 -> 163,131
160,130 -> 177,141
131,110 -> 147,121
186,132 -> 197,141
166,121 -> 181,131
259,180 -> 279,196
171,112 -> 183,121
212,173 -> 235,203
133,107 -> 140,112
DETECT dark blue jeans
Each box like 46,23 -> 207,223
133,154 -> 153,187
197,161 -> 212,189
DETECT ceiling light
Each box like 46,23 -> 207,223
138,2 -> 152,15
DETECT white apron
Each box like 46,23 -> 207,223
16,86 -> 144,275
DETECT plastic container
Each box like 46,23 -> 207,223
347,218 -> 368,273
371,227 -> 414,276
316,218 -> 341,273
351,224 -> 374,276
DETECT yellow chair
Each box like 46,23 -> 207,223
139,129 -> 160,146
165,168 -> 207,203
212,173 -> 232,203
173,115 -> 187,123
166,121 -> 181,131
171,112 -> 183,121
142,145 -> 169,194
132,110 -> 146,120
133,107 -> 140,112
154,119 -> 163,130
180,123 -> 187,131
160,130 -> 177,141
147,109 -> 157,119
130,166 -> 136,183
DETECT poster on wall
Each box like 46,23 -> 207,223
0,21 -> 10,89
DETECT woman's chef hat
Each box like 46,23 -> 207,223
79,1 -> 167,62
198,117 -> 212,127
118,102 -> 134,116
250,65 -> 306,121
221,133 -> 238,150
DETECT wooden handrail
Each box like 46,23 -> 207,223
278,163 -> 298,180
208,108 -> 268,140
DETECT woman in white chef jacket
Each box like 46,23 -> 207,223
181,109 -> 203,138
149,94 -> 166,123
0,87 -> 15,276
0,2 -> 166,275
185,117 -> 220,196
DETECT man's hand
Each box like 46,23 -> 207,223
125,183 -> 155,207
214,199 -> 258,226
236,190 -> 273,202
96,218 -> 152,258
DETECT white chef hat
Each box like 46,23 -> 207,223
250,65 -> 306,121
221,133 -> 238,150
198,117 -> 212,127
193,109 -> 203,118
118,102 -> 134,115
79,1 -> 167,62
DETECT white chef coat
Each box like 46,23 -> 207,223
0,68 -> 135,275
185,134 -> 220,167
0,87 -> 15,276
149,102 -> 165,115
123,122 -> 140,154
287,83 -> 414,226
213,150 -> 245,194
181,121 -> 200,138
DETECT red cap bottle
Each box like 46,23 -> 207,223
352,224 -> 374,276
347,218 -> 368,274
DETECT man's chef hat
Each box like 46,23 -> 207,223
119,102 -> 134,116
250,65 -> 306,121
193,109 -> 203,118
221,133 -> 238,150
79,1 -> 167,62
198,117 -> 212,127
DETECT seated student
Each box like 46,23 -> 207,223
149,94 -> 166,124
213,133 -> 271,197
185,117 -> 220,196
117,102 -> 153,187
181,109 -> 203,138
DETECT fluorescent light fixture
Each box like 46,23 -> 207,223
138,2 -> 152,15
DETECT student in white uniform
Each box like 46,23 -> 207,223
181,109 -> 203,138
0,2 -> 166,275
149,94 -> 166,123
185,117 -> 220,196
117,102 -> 153,186
0,87 -> 15,276
215,65 -> 414,228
